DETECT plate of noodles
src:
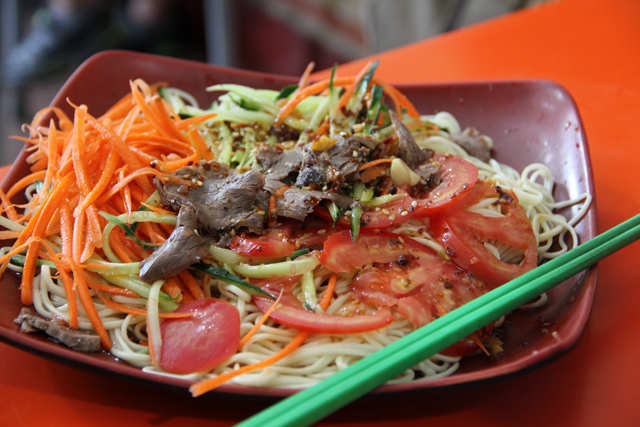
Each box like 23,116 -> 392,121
0,51 -> 596,398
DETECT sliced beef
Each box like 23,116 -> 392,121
256,145 -> 304,181
390,111 -> 429,169
274,188 -> 352,221
157,162 -> 268,238
451,127 -> 492,162
294,148 -> 341,189
14,308 -> 101,352
416,161 -> 442,188
139,205 -> 215,283
326,135 -> 373,182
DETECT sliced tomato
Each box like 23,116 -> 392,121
313,155 -> 477,230
229,227 -> 296,258
159,298 -> 240,374
410,154 -> 478,217
252,277 -> 394,334
430,181 -> 538,289
319,229 -> 489,355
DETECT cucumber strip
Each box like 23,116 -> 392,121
276,84 -> 298,100
99,212 -> 161,251
290,248 -> 310,260
350,205 -> 363,241
364,84 -> 384,135
10,254 -> 56,269
232,254 -> 320,279
301,270 -> 317,308
191,262 -> 273,299
362,193 -> 405,208
103,275 -> 177,312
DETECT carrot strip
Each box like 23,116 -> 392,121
357,158 -> 393,171
175,112 -> 218,130
187,128 -> 215,161
178,270 -> 205,300
95,167 -> 163,205
57,266 -> 79,329
336,61 -> 372,111
73,265 -> 112,349
71,207 -> 85,264
96,292 -> 193,318
238,290 -> 284,348
274,76 -> 355,125
86,280 -> 139,297
19,173 -> 73,304
297,61 -> 315,91
373,78 -> 420,119
0,187 -> 19,222
82,112 -> 156,195
0,230 -> 21,240
73,143 -> 119,217
5,170 -> 47,200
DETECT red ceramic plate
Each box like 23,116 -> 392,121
0,51 -> 597,398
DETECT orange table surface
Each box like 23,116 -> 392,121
1,0 -> 640,425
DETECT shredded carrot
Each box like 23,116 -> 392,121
0,187 -> 19,222
274,69 -> 420,126
178,270 -> 205,301
96,292 -> 194,318
189,274 -> 338,397
358,158 -> 393,171
268,185 -> 290,228
274,76 -> 355,125
57,266 -> 79,329
19,173 -> 74,304
73,265 -> 112,349
5,170 -> 47,200
238,289 -> 284,348
336,60 -> 372,111
187,128 -> 215,161
176,112 -> 218,130
297,61 -> 316,92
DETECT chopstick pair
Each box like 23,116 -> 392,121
237,213 -> 640,427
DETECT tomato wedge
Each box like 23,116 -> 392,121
159,298 -> 240,374
320,229 -> 487,329
313,154 -> 478,229
252,278 -> 394,334
430,181 -> 538,289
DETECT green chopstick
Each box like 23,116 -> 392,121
236,213 -> 640,427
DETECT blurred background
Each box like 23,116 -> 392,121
0,0 -> 546,166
